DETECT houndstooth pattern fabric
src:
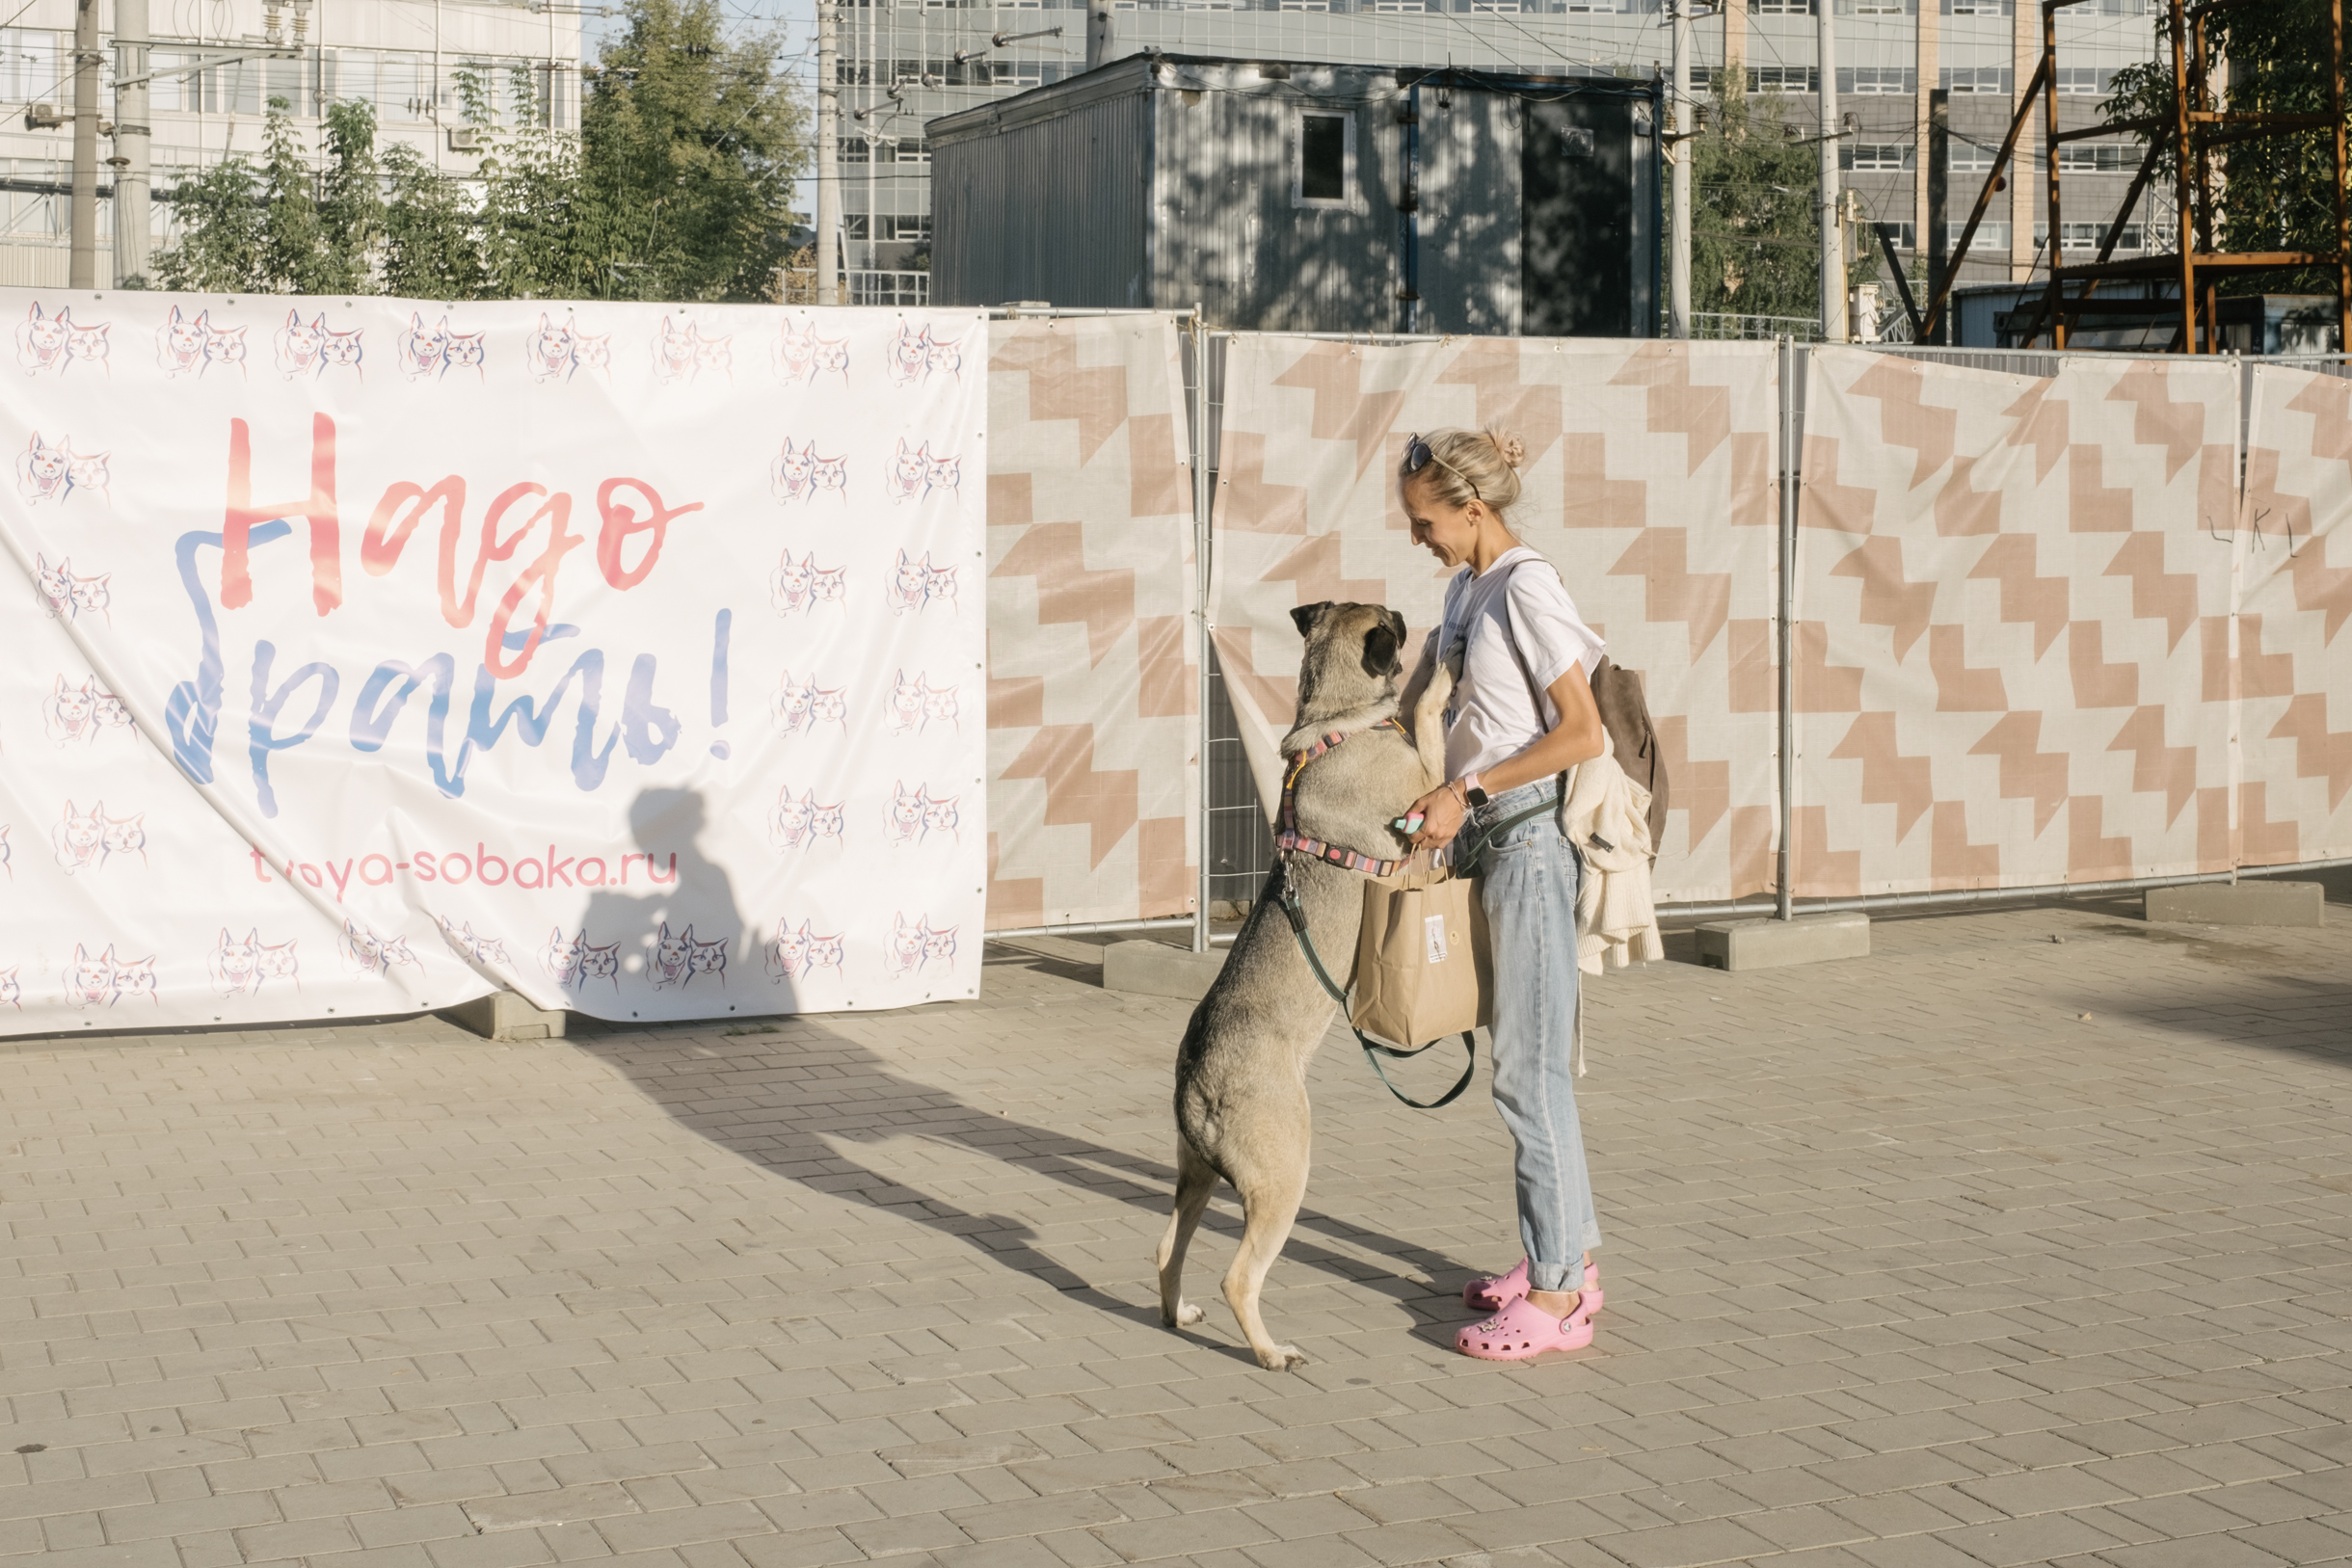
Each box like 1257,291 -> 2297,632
1793,347 -> 2241,895
984,317 -> 1199,931
2237,364 -> 2352,867
1207,335 -> 1783,905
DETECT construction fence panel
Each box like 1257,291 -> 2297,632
2238,363 -> 2352,867
983,314 -> 1201,932
1207,334 -> 1784,905
1793,346 -> 2241,896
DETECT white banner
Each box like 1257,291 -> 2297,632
0,290 -> 987,1037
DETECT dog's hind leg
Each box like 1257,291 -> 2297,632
1221,1129 -> 1313,1371
1156,1138 -> 1217,1330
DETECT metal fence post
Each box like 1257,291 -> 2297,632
1777,335 -> 1798,922
1191,309 -> 1215,954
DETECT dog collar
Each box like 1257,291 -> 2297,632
1274,720 -> 1408,878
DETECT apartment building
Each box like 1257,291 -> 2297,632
852,0 -> 2166,307
0,0 -> 582,286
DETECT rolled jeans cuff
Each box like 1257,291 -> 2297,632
1529,1259 -> 1578,1294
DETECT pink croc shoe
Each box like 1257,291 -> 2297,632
1457,1294 -> 1595,1361
1464,1259 -> 1602,1316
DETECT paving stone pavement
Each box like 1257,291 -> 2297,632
3,897 -> 2351,1568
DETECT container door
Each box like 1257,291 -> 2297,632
1521,98 -> 1635,337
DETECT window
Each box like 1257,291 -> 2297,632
1751,0 -> 1815,13
1940,66 -> 2012,94
1294,110 -> 1352,207
2058,143 -> 2134,173
1843,142 -> 1915,172
1837,66 -> 1915,94
2054,66 -> 2110,95
1748,66 -> 1819,93
1949,220 -> 2010,252
1870,221 -> 1918,249
1946,140 -> 1997,172
1372,2 -> 1426,11
1850,0 -> 1910,13
1942,0 -> 2010,13
2037,222 -> 2143,252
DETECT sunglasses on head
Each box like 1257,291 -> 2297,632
1403,434 -> 1481,501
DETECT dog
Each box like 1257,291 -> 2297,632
1158,600 -> 1453,1370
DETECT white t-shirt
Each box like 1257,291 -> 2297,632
1437,546 -> 1606,782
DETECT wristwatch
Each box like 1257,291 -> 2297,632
1461,772 -> 1488,809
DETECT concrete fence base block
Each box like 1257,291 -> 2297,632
1103,941 -> 1228,1003
440,991 -> 570,1041
1694,912 -> 1871,971
2146,881 -> 2325,928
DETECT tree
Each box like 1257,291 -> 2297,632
2105,1 -> 2344,295
581,0 -> 805,301
379,143 -> 483,300
151,153 -> 264,292
314,99 -> 387,294
1689,87 -> 1855,324
152,96 -> 386,293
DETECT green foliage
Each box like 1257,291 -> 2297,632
1688,87 -> 1838,322
581,0 -> 805,301
151,152 -> 263,293
150,0 -> 808,303
2105,1 -> 2345,294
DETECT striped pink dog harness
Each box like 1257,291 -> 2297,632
1275,720 -> 1408,878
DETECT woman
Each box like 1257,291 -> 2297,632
1398,426 -> 1610,1361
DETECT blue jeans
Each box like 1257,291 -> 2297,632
1473,780 -> 1602,1295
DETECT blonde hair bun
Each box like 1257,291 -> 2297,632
1491,431 -> 1527,468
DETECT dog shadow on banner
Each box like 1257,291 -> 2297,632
560,787 -> 747,1018
568,969 -> 1483,1356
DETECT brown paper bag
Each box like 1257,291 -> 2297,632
1350,875 -> 1492,1049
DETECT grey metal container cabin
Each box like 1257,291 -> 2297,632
927,55 -> 1661,337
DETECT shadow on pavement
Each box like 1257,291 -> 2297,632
566,993 -> 1479,1354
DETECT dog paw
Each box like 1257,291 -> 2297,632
1172,1301 -> 1205,1327
1255,1343 -> 1308,1371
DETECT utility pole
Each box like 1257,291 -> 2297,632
67,0 -> 100,288
1086,0 -> 1111,72
112,0 -> 151,288
1926,87 -> 1949,345
815,0 -> 840,305
1816,0 -> 1845,342
1669,0 -> 1692,338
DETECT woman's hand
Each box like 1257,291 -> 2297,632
1405,784 -> 1466,851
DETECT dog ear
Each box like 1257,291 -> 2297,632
1361,621 -> 1401,678
1289,601 -> 1332,639
1388,608 -> 1407,646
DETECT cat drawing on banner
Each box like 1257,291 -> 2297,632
398,313 -> 448,380
210,928 -> 260,997
887,439 -> 962,504
810,561 -> 847,607
921,792 -> 959,845
885,916 -> 957,980
886,782 -> 924,846
16,433 -> 68,503
45,678 -> 131,745
15,302 -> 69,373
0,967 -> 18,1009
651,922 -> 693,988
202,319 -> 248,377
885,550 -> 958,614
773,320 -> 816,384
66,443 -> 108,504
771,551 -> 815,613
810,799 -> 845,851
887,321 -> 930,386
341,918 -> 422,979
0,825 -> 11,881
764,920 -> 809,981
156,305 -> 207,377
811,332 -> 850,384
33,554 -> 72,619
543,926 -> 583,990
254,938 -> 299,992
94,691 -> 133,739
770,786 -> 815,851
653,316 -> 697,384
100,811 -> 146,867
771,440 -> 815,504
811,451 -> 847,502
884,671 -> 923,735
809,683 -> 847,734
436,916 -> 508,968
922,680 -> 959,733
442,329 -> 487,380
925,332 -> 961,382
771,672 -> 815,736
805,930 -> 844,979
577,934 -> 620,990
67,568 -> 111,624
527,313 -> 575,382
66,319 -> 110,376
320,325 -> 364,377
686,932 -> 729,986
51,800 -> 103,875
273,310 -> 328,379
66,943 -> 150,1006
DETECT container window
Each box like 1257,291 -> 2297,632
1295,112 -> 1351,207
